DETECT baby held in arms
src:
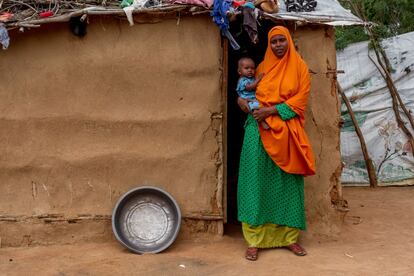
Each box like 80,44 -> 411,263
236,57 -> 269,129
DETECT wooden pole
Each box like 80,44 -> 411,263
221,39 -> 228,224
337,83 -> 378,187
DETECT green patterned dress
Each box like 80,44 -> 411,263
238,103 -> 305,248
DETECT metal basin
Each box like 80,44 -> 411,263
112,186 -> 181,254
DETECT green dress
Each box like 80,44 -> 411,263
238,104 -> 305,248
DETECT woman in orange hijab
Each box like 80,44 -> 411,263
237,26 -> 315,261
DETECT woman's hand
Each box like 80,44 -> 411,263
252,106 -> 277,121
237,97 -> 250,114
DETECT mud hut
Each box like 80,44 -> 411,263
0,0 -> 361,247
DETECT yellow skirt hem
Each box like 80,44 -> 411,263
242,222 -> 300,248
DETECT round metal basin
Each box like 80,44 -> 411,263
112,186 -> 181,254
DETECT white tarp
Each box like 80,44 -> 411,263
337,31 -> 414,185
265,0 -> 363,25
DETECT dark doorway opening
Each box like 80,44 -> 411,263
225,19 -> 278,227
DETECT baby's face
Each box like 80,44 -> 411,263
238,59 -> 255,78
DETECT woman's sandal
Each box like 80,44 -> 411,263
245,247 -> 259,261
284,243 -> 307,256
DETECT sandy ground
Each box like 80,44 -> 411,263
1,187 -> 414,276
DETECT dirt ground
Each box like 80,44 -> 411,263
1,187 -> 414,276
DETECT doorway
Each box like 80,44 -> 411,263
225,19 -> 278,225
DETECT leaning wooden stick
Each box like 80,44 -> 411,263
337,82 -> 378,188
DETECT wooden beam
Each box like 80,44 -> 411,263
337,82 -> 378,188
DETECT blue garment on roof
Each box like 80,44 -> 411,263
211,0 -> 232,31
211,0 -> 240,50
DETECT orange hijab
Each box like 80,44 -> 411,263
256,26 -> 315,176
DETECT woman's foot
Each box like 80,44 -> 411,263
284,243 -> 307,256
245,247 -> 258,261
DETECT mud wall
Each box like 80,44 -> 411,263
294,26 -> 345,237
0,15 -> 223,246
0,19 -> 344,247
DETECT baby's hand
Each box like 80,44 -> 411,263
257,73 -> 265,81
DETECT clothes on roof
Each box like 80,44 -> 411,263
211,0 -> 241,50
242,4 -> 259,44
170,0 -> 214,8
0,0 -> 362,31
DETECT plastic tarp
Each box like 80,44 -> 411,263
337,31 -> 414,185
265,0 -> 363,25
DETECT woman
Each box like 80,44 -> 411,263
237,26 -> 316,261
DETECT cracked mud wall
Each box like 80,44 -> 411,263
0,15 -> 223,246
294,26 -> 344,237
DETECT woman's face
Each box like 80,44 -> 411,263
270,34 -> 288,58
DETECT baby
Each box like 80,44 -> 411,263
236,57 -> 269,129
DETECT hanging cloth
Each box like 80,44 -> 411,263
242,5 -> 258,44
211,0 -> 240,50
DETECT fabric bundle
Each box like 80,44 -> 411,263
254,0 -> 279,14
